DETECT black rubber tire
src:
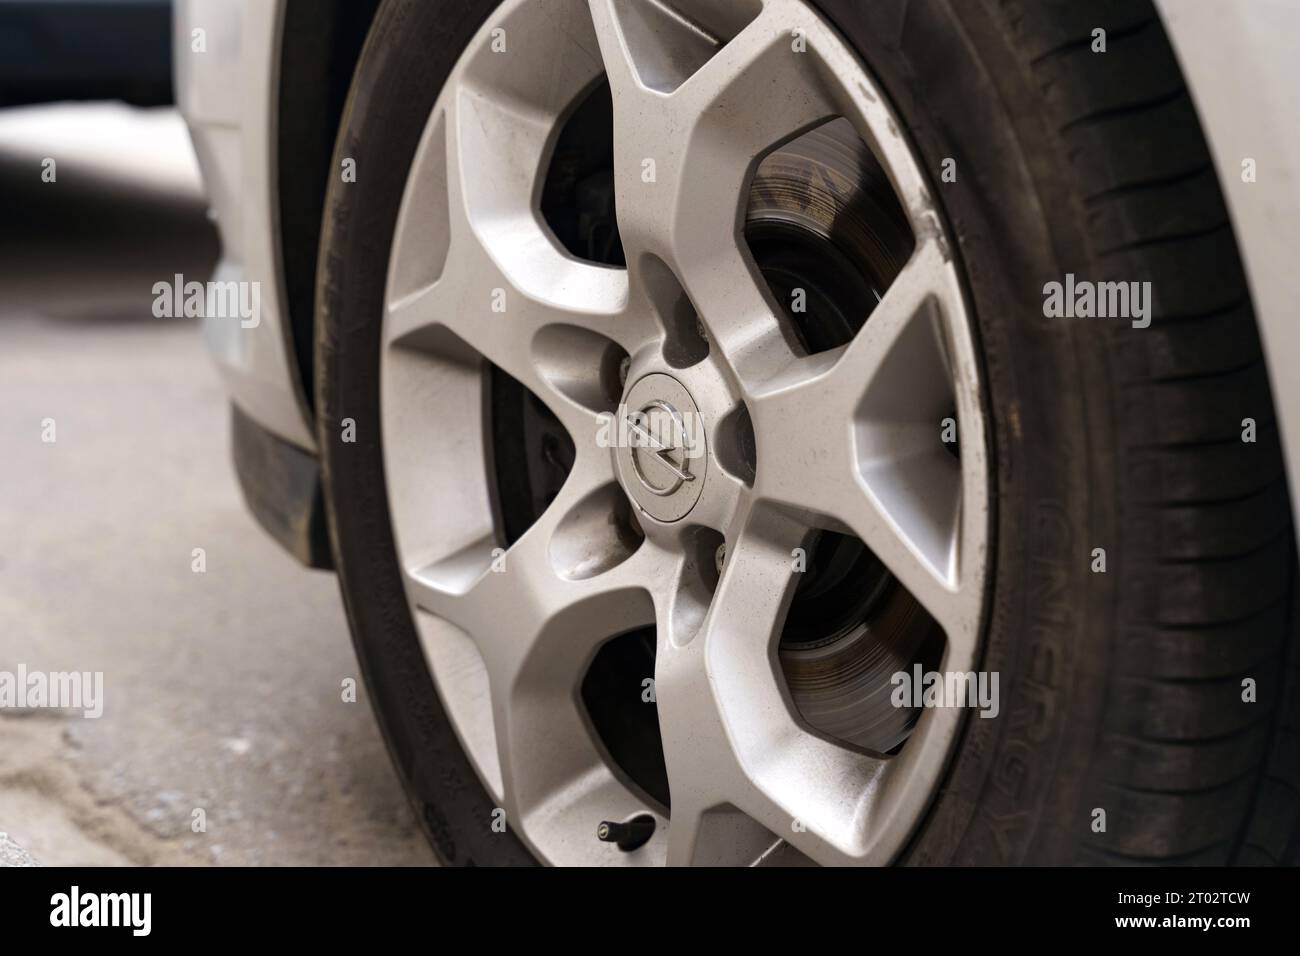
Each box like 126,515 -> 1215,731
316,0 -> 536,866
316,0 -> 1299,865
809,0 -> 1299,865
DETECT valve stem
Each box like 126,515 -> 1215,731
596,815 -> 656,852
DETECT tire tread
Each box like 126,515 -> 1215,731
998,0 -> 1298,864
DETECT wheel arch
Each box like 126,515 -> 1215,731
277,0 -> 384,417
1155,0 -> 1300,539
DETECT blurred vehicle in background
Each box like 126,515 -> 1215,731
0,0 -> 172,107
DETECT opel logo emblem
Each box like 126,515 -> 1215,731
628,400 -> 695,497
615,373 -> 707,523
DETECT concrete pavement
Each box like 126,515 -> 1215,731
0,103 -> 434,866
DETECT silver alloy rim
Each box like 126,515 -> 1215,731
380,0 -> 989,866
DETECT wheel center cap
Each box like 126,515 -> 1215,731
615,373 -> 707,523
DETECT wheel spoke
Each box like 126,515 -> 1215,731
590,0 -> 840,256
747,237 -> 984,646
403,450 -> 671,850
656,501 -> 892,865
588,0 -> 841,384
384,89 -> 655,438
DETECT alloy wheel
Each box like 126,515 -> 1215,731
380,0 -> 990,866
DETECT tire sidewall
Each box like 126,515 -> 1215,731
812,0 -> 1118,864
316,0 -> 536,866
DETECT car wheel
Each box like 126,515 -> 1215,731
316,0 -> 1299,865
